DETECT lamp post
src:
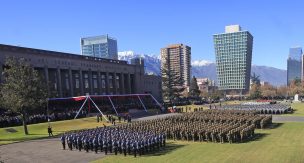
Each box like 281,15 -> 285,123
47,98 -> 51,127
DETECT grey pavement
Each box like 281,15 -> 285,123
272,115 -> 304,122
0,138 -> 105,163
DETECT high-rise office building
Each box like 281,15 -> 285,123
161,44 -> 191,86
287,47 -> 302,85
213,25 -> 253,94
81,35 -> 118,60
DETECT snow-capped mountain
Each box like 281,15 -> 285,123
118,52 -> 287,86
191,60 -> 213,66
118,51 -> 161,75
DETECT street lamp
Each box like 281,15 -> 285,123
47,98 -> 51,127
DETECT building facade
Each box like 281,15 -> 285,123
161,44 -> 191,86
196,78 -> 217,93
213,25 -> 253,94
287,47 -> 302,85
81,35 -> 118,60
142,75 -> 162,101
0,44 -> 162,101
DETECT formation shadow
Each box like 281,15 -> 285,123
142,142 -> 186,157
267,122 -> 283,129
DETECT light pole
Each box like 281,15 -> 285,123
47,98 -> 51,127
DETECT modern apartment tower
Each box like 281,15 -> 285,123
213,25 -> 253,94
161,44 -> 191,87
81,35 -> 118,60
287,47 -> 302,85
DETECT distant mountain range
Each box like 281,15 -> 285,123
118,51 -> 287,86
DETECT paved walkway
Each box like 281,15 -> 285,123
272,115 -> 304,122
0,138 -> 105,163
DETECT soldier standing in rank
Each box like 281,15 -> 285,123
77,136 -> 82,151
60,134 -> 66,150
93,137 -> 98,153
133,142 -> 137,157
98,136 -> 103,152
103,139 -> 108,155
122,140 -> 127,156
113,140 -> 118,155
108,139 -> 113,153
67,136 -> 73,150
85,138 -> 89,152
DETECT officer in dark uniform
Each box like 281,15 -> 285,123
67,136 -> 73,150
77,136 -> 82,151
48,125 -> 53,136
93,137 -> 98,153
121,140 -> 127,156
103,139 -> 108,155
60,134 -> 66,150
108,139 -> 113,153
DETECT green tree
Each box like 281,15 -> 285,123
188,76 -> 200,99
249,83 -> 261,99
251,73 -> 261,86
0,57 -> 47,135
161,57 -> 185,103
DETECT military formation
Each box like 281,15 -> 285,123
219,104 -> 291,114
60,126 -> 165,157
60,109 -> 273,157
123,110 -> 272,144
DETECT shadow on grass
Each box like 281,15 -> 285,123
141,142 -> 186,157
235,133 -> 270,144
268,123 -> 283,129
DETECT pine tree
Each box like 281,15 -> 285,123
188,76 -> 200,99
161,55 -> 185,103
0,57 -> 47,135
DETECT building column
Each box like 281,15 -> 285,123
97,71 -> 102,94
69,68 -> 74,97
128,73 -> 132,94
89,70 -> 93,95
121,73 -> 125,94
0,63 -> 3,83
44,66 -> 50,96
105,72 -> 109,94
113,72 -> 117,94
79,69 -> 84,95
57,68 -> 63,97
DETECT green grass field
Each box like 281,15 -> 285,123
94,122 -> 304,163
0,117 -> 115,145
288,103 -> 304,116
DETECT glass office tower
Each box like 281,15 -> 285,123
287,47 -> 302,85
213,25 -> 253,94
81,35 -> 118,60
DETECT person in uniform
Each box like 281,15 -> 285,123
60,134 -> 66,150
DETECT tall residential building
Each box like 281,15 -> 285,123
81,35 -> 118,59
213,25 -> 253,94
161,44 -> 191,86
287,47 -> 302,85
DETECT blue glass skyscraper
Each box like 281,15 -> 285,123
81,35 -> 118,60
287,47 -> 302,85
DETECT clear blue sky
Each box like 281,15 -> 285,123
1,0 -> 303,70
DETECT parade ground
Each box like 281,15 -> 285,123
0,103 -> 304,163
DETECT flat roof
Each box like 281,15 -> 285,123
0,44 -> 127,64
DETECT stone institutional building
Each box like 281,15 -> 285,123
287,47 -> 302,85
0,44 -> 162,101
213,25 -> 253,94
81,35 -> 118,60
161,44 -> 191,86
